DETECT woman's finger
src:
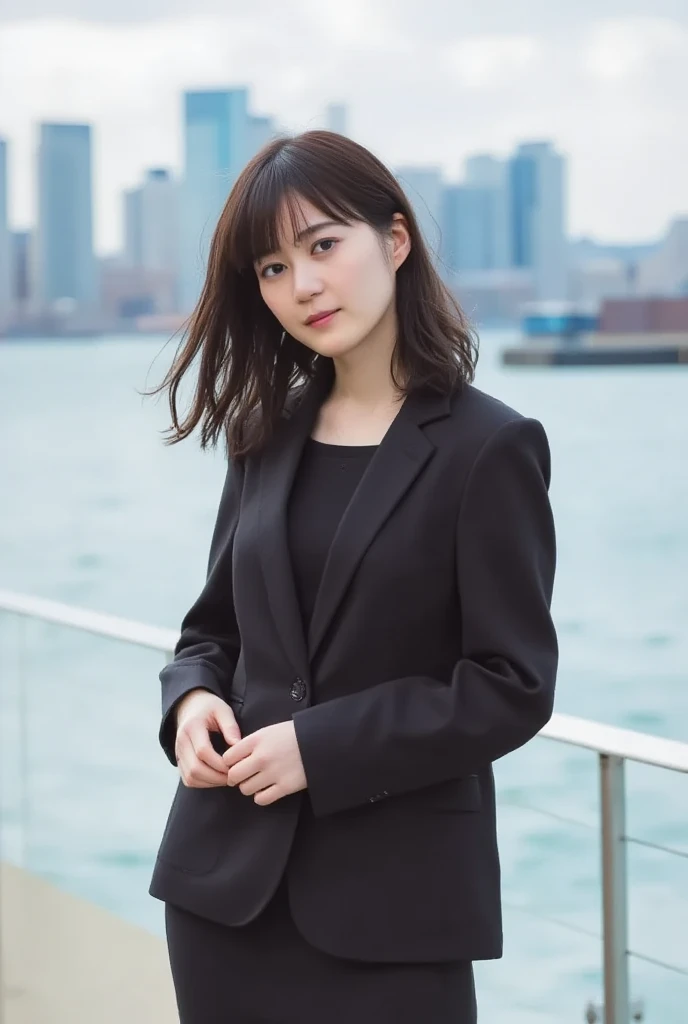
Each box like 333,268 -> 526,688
187,720 -> 228,774
238,771 -> 268,796
253,785 -> 281,806
227,753 -> 261,788
177,734 -> 228,788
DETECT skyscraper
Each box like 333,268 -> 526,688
509,141 -> 568,301
247,115 -> 276,160
124,186 -> 143,269
441,186 -> 497,275
464,155 -> 510,270
180,89 -> 249,313
0,138 -> 11,331
124,168 -> 179,275
396,167 -> 444,259
36,123 -> 96,310
325,103 -> 348,136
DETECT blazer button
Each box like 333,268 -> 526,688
290,677 -> 306,701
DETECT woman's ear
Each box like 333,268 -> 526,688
390,212 -> 411,271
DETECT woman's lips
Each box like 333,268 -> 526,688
306,309 -> 339,328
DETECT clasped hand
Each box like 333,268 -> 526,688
174,689 -> 307,805
223,721 -> 307,805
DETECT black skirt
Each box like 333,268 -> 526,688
165,872 -> 477,1024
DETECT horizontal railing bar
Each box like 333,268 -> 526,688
539,712 -> 688,775
0,589 -> 177,653
1,589 -> 688,773
625,835 -> 688,861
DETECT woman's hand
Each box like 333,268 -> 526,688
175,689 -> 242,788
222,722 -> 307,805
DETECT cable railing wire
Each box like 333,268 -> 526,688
502,797 -> 597,832
504,902 -> 688,980
625,835 -> 688,862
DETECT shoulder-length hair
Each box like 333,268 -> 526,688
148,130 -> 478,458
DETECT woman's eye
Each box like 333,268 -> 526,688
261,263 -> 284,279
312,238 -> 338,255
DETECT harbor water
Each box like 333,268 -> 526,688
0,330 -> 686,1022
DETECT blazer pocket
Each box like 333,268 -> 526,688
419,774 -> 482,813
156,782 -> 226,874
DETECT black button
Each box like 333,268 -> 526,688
290,677 -> 306,701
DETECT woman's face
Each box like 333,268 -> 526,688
254,197 -> 410,359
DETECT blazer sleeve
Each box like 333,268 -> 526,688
158,456 -> 244,766
292,417 -> 558,817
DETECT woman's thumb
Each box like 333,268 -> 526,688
214,702 -> 242,746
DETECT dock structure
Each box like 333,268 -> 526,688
502,298 -> 688,366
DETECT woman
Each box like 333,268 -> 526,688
148,130 -> 558,1024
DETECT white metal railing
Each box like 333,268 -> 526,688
1,588 -> 687,1024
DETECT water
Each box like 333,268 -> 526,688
1,332 -> 687,1022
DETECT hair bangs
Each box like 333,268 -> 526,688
228,146 -> 366,272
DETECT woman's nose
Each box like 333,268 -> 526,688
292,265 -> 323,302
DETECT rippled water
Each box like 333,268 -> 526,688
1,332 -> 686,1022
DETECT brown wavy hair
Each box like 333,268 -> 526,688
147,130 -> 479,458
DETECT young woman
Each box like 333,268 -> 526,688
148,130 -> 558,1024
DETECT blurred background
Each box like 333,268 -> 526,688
0,2 -> 687,1022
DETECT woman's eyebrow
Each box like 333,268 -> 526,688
293,220 -> 344,244
256,220 -> 344,264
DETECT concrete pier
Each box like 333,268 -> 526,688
0,862 -> 178,1023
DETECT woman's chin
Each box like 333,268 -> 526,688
298,333 -> 366,360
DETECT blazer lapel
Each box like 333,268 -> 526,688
306,386 -> 453,665
257,360 -> 334,674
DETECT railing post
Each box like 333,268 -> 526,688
599,753 -> 630,1024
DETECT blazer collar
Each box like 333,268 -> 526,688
257,358 -> 454,672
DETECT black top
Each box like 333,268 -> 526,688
287,437 -> 378,631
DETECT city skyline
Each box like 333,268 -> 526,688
0,3 -> 687,251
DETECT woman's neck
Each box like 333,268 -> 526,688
328,310 -> 405,411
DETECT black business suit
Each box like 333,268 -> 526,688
150,357 -> 558,1017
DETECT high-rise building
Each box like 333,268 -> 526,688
464,155 -> 510,270
124,168 -> 179,275
0,138 -> 11,331
508,141 -> 568,301
442,186 -> 493,275
124,187 -> 143,269
36,123 -> 97,310
180,89 -> 250,312
247,115 -> 276,160
396,167 -> 444,259
325,103 -> 348,136
11,231 -> 32,313
441,167 -> 511,279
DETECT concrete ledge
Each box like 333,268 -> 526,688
1,861 -> 178,1023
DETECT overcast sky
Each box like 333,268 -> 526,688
0,0 -> 686,253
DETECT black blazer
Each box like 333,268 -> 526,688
149,360 -> 558,963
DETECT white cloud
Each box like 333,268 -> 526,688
443,35 -> 542,89
581,16 -> 688,81
0,11 -> 686,251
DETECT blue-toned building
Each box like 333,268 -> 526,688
325,103 -> 348,136
179,89 -> 250,313
36,123 -> 96,310
124,168 -> 179,275
0,137 -> 11,329
509,141 -> 568,300
395,166 -> 444,260
441,183 -> 509,276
